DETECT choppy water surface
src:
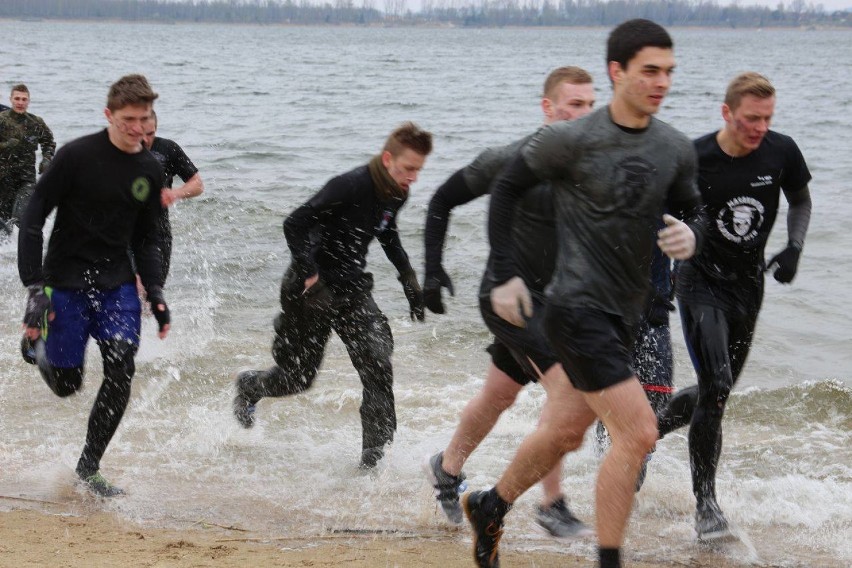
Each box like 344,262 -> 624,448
0,22 -> 849,567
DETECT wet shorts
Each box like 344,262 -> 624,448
543,304 -> 636,392
479,295 -> 559,386
45,283 -> 141,368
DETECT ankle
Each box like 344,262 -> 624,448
599,547 -> 621,568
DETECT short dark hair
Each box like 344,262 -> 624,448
106,74 -> 158,111
11,84 -> 29,95
607,19 -> 673,71
542,66 -> 593,99
383,122 -> 433,157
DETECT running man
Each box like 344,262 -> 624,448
0,84 -> 55,234
142,109 -> 204,281
422,66 -> 596,536
18,74 -> 170,497
462,20 -> 706,568
233,122 -> 432,469
656,71 -> 812,541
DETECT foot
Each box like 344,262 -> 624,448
462,490 -> 503,568
535,497 -> 593,538
422,452 -> 467,524
232,370 -> 259,428
359,447 -> 385,470
79,471 -> 125,497
695,500 -> 734,542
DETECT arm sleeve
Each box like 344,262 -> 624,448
283,177 -> 349,278
783,184 -> 812,250
487,154 -> 541,284
133,179 -> 167,290
167,140 -> 199,182
423,168 -> 479,278
378,215 -> 414,275
666,142 -> 707,255
17,146 -> 70,285
38,117 -> 55,161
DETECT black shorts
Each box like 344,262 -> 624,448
479,295 -> 559,386
544,304 -> 636,393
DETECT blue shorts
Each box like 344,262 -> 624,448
45,284 -> 141,368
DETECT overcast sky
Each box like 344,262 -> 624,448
402,0 -> 851,12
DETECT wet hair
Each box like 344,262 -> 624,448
383,121 -> 433,157
542,66 -> 593,99
724,72 -> 775,111
11,84 -> 29,95
607,19 -> 673,70
106,74 -> 158,111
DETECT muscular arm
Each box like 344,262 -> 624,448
784,184 -> 812,250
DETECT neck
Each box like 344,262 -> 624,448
107,126 -> 142,154
715,129 -> 752,158
608,100 -> 650,129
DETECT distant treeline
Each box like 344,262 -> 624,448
1,0 -> 849,27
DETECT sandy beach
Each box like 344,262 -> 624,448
1,498 -> 747,568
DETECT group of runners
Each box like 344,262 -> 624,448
12,17 -> 811,568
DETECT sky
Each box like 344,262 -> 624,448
401,0 -> 852,12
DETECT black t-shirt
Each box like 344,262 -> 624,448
284,164 -> 413,290
678,130 -> 811,303
149,136 -> 198,189
18,129 -> 165,290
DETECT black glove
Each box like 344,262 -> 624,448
398,270 -> 425,322
644,293 -> 675,327
423,267 -> 455,315
767,243 -> 801,284
22,284 -> 51,329
39,158 -> 51,174
146,286 -> 171,332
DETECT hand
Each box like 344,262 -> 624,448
644,294 -> 675,327
657,214 -> 696,260
767,244 -> 801,284
490,276 -> 532,328
161,188 -> 179,207
38,158 -> 51,175
146,286 -> 171,339
22,284 -> 53,340
398,270 -> 425,322
423,267 -> 455,315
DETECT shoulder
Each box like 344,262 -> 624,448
762,130 -> 803,155
152,136 -> 183,155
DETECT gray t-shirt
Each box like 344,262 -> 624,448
520,107 -> 699,323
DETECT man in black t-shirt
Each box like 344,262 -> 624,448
142,109 -> 204,281
233,123 -> 432,469
18,74 -> 170,498
658,72 -> 812,541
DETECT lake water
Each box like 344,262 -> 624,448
0,21 -> 849,567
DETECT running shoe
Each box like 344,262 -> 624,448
462,490 -> 503,568
536,497 -> 594,538
80,472 -> 125,498
232,371 -> 258,428
422,452 -> 467,524
695,500 -> 734,542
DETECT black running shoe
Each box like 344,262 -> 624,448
536,497 -> 594,538
232,371 -> 258,428
462,490 -> 503,568
80,472 -> 125,498
422,452 -> 466,524
695,500 -> 733,542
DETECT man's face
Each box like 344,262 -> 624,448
104,104 -> 153,152
543,81 -> 596,124
382,148 -> 426,192
10,90 -> 29,114
722,94 -> 775,154
142,122 -> 157,150
613,47 -> 675,118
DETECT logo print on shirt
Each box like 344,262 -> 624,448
717,196 -> 765,244
131,177 -> 151,202
377,209 -> 394,233
614,156 -> 656,212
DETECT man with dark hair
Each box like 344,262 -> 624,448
233,122 -> 432,469
0,84 -> 55,235
18,74 -> 170,498
142,109 -> 204,281
422,66 -> 596,536
657,71 -> 812,541
461,20 -> 705,568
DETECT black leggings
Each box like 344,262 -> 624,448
658,299 -> 760,505
39,340 -> 138,478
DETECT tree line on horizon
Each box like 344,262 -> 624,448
1,0 -> 849,27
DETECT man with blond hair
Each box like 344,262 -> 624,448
18,74 -> 170,497
422,65 -> 596,537
233,122 -> 432,470
657,71 -> 812,541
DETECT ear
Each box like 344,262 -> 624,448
381,150 -> 392,169
607,61 -> 622,85
541,97 -> 553,121
721,103 -> 732,123
104,108 -> 113,123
